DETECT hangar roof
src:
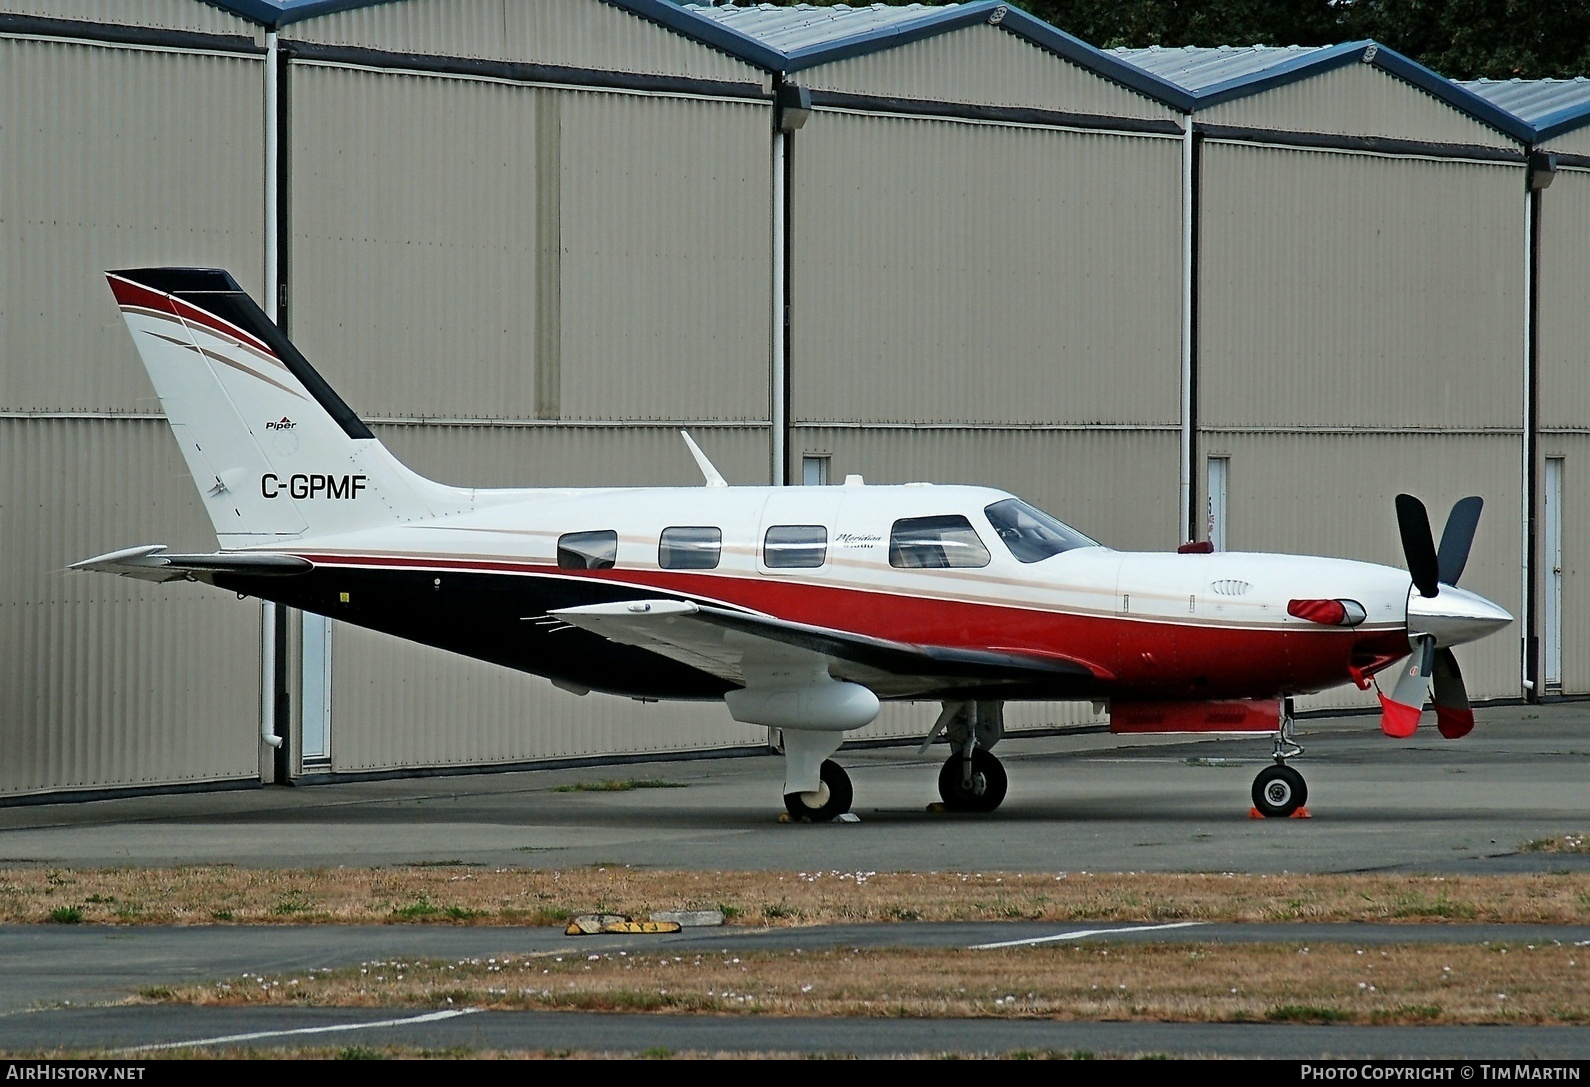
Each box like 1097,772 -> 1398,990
1113,42 -> 1532,142
1460,78 -> 1590,142
199,1 -> 1566,143
201,0 -> 1191,104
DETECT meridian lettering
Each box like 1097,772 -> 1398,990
260,473 -> 368,500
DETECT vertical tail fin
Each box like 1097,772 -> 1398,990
107,268 -> 467,548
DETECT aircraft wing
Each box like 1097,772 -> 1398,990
549,598 -> 1099,698
72,544 -> 313,584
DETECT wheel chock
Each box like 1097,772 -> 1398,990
565,913 -> 628,935
1247,806 -> 1313,819
926,802 -> 947,813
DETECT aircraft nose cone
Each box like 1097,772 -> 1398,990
1406,584 -> 1514,647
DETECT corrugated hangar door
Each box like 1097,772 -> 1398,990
0,36 -> 266,797
1197,141 -> 1525,709
285,61 -> 777,771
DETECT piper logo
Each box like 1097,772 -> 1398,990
265,417 -> 296,431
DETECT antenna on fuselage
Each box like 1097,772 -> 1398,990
680,431 -> 728,488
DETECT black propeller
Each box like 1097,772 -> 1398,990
1437,496 -> 1484,586
1395,494 -> 1440,597
1384,494 -> 1485,739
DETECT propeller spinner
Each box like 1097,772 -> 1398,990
1379,495 -> 1510,740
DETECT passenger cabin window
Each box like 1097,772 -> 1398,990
659,526 -> 722,570
984,498 -> 1097,563
889,515 -> 990,569
557,530 -> 618,570
763,524 -> 827,569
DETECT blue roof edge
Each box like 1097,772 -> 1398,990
203,0 -> 790,69
1183,39 -> 1532,143
996,8 -> 1193,110
779,2 -> 1002,74
1187,41 -> 1366,106
1368,44 -> 1534,143
1526,105 -> 1590,144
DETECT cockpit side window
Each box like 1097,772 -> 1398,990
764,524 -> 827,568
557,530 -> 618,570
983,498 -> 1098,563
888,515 -> 991,569
659,526 -> 722,570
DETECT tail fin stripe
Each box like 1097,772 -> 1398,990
109,268 -> 374,441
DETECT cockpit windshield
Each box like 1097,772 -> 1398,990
983,498 -> 1100,563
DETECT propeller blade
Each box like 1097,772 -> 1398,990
1436,496 -> 1483,587
1379,634 -> 1434,738
1396,494 -> 1440,598
1431,647 -> 1473,739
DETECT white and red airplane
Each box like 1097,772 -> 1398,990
78,268 -> 1514,820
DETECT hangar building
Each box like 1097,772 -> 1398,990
1,0 -> 1585,800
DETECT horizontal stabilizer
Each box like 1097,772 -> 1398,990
72,545 -> 312,584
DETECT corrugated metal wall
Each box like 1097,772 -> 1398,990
2,0 -> 262,38
1539,167 -> 1590,436
791,427 -> 1180,552
798,24 -> 1175,122
284,0 -> 762,85
791,112 -> 1183,427
556,91 -> 772,422
0,420 -> 261,794
0,37 -> 266,413
290,67 -> 772,424
1199,143 -> 1524,430
1200,432 -> 1522,708
1539,166 -> 1590,695
375,424 -> 771,489
1201,62 -> 1515,147
1542,128 -> 1590,158
0,32 -> 266,798
1539,436 -> 1588,696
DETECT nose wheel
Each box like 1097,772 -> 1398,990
1251,763 -> 1307,818
1251,704 -> 1308,817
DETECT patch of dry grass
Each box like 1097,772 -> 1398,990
2,867 -> 1587,927
141,941 -> 1590,1026
0,1046 -> 1122,1060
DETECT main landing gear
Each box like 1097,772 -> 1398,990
1251,703 -> 1308,818
783,759 -> 853,822
931,700 -> 1008,813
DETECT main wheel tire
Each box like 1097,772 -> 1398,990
937,749 -> 1008,813
1251,764 -> 1307,818
783,759 -> 853,822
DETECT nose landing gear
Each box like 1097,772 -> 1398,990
931,700 -> 1009,813
1251,703 -> 1308,818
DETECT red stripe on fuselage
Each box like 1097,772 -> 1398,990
298,552 -> 1408,700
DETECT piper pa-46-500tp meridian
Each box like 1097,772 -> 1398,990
78,268 -> 1515,821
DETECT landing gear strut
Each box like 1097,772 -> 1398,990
1251,700 -> 1308,817
783,759 -> 853,822
931,700 -> 1009,812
